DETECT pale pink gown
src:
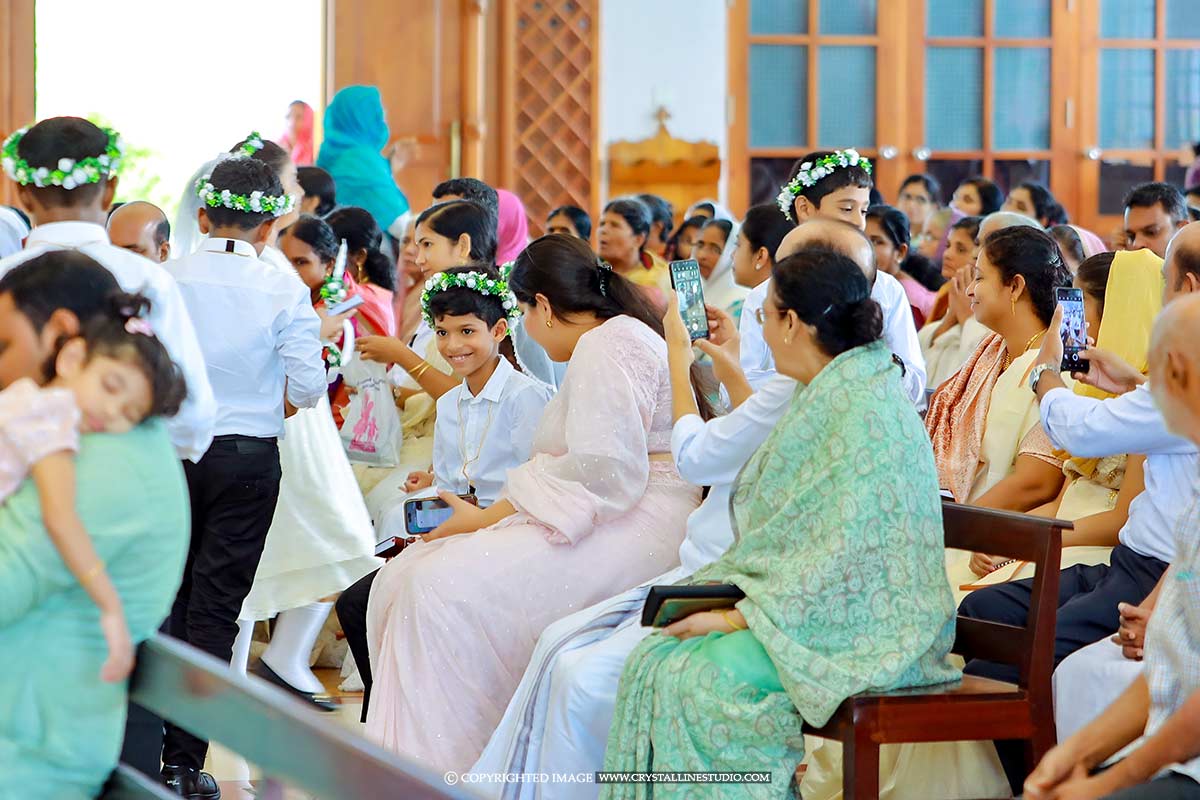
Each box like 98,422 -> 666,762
364,315 -> 700,771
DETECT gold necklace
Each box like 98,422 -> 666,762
1002,329 -> 1046,371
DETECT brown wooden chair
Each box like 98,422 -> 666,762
802,501 -> 1070,800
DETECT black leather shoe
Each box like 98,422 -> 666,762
250,659 -> 339,712
161,765 -> 221,799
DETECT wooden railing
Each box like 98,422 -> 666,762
102,635 -> 481,800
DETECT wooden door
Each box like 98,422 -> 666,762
0,0 -> 35,209
726,0 -> 910,215
1076,0 -> 1200,242
906,0 -> 1071,214
327,0 -> 487,211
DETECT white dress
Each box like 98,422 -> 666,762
239,385 -> 382,620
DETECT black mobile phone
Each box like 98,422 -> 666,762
668,259 -> 709,341
327,293 -> 366,316
403,494 -> 479,536
640,584 -> 745,628
1055,287 -> 1089,373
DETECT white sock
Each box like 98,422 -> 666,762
260,601 -> 333,694
231,619 -> 255,677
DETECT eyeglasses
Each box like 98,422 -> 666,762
755,307 -> 788,325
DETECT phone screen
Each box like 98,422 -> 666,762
1056,287 -> 1089,373
405,498 -> 455,535
669,259 -> 709,341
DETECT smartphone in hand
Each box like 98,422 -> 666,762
668,259 -> 710,341
1055,287 -> 1089,373
403,494 -> 479,536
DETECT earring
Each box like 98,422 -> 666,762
783,336 -> 791,345
1010,296 -> 1017,316
545,319 -> 553,329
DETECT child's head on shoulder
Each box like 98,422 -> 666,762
51,292 -> 187,435
426,265 -> 512,379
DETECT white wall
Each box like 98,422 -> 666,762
599,0 -> 728,202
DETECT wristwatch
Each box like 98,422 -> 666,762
1028,363 -> 1054,394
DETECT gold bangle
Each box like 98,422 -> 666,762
410,361 -> 431,380
719,609 -> 746,631
81,561 -> 106,586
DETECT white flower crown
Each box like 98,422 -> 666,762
1,124 -> 124,189
195,171 -> 296,218
776,148 -> 872,221
421,270 -> 522,327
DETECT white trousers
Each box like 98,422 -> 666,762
1053,636 -> 1146,744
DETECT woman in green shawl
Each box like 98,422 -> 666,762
601,248 -> 960,799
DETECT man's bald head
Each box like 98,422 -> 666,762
776,218 -> 875,284
1163,221 -> 1200,304
977,211 -> 1043,246
1149,292 -> 1200,444
106,200 -> 170,263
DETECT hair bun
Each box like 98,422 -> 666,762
830,297 -> 883,344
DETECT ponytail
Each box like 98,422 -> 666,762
510,235 -> 715,420
325,206 -> 397,291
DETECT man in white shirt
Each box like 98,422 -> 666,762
0,117 -> 215,462
961,221 -> 1200,792
1024,293 -> 1200,800
158,156 -> 325,798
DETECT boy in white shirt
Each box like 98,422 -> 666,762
340,265 -> 551,720
159,156 -> 325,797
391,264 -> 552,517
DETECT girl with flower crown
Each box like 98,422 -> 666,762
362,234 -> 709,771
0,275 -> 186,686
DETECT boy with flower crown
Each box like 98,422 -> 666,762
336,264 -> 552,721
157,156 -> 328,798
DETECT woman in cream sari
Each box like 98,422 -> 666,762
961,249 -> 1162,591
925,225 -> 1073,510
601,249 -> 959,799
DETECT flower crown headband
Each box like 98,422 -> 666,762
776,148 -> 872,222
421,270 -> 522,327
194,160 -> 296,218
1,125 -> 123,189
237,131 -> 266,157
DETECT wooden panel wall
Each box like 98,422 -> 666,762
0,0 -> 36,208
499,0 -> 600,237
326,0 -> 466,211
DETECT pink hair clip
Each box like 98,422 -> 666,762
125,317 -> 154,336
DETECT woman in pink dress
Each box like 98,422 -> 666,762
364,234 -> 710,771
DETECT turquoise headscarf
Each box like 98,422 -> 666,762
317,85 -> 410,232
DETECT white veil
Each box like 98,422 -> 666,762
172,155 -> 229,256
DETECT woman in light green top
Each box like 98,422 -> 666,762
0,422 -> 189,798
601,248 -> 959,798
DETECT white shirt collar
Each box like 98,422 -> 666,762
199,238 -> 259,258
462,356 -> 515,404
25,220 -> 111,249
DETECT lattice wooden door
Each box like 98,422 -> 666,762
500,0 -> 600,238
